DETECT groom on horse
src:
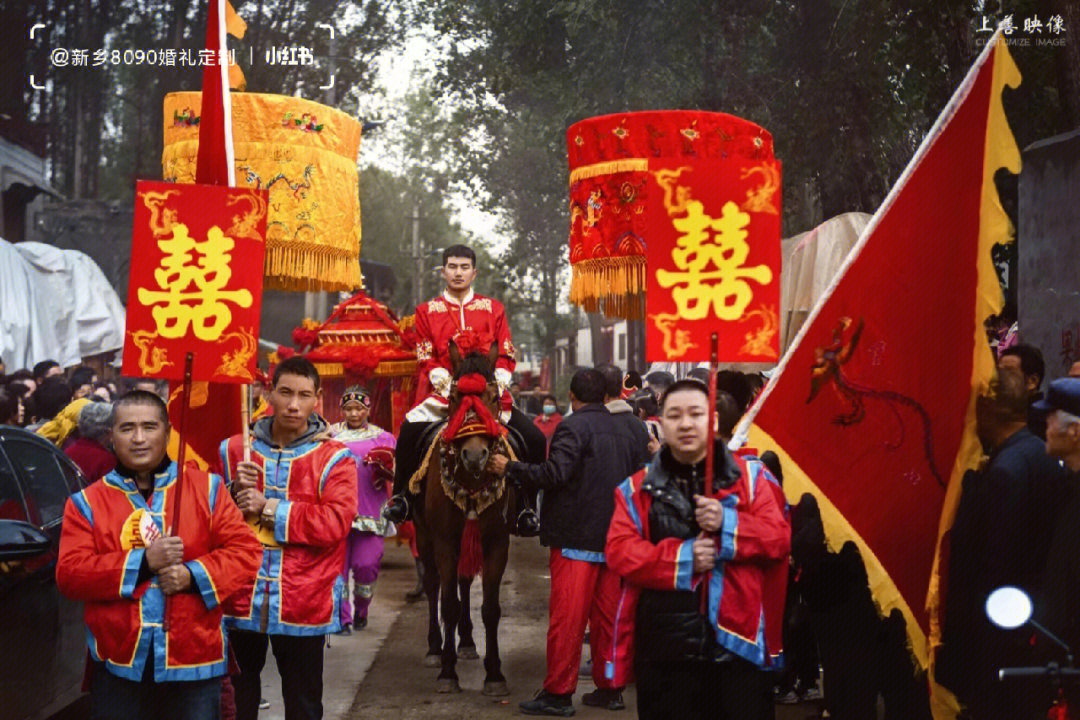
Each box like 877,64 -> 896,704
384,243 -> 543,537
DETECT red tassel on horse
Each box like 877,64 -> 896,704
457,519 -> 483,578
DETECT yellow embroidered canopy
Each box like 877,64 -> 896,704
162,92 -> 363,292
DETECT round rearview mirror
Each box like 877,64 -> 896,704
986,586 -> 1033,629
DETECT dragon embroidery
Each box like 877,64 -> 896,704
808,317 -> 944,489
740,164 -> 781,215
238,164 -> 314,200
129,331 -> 173,375
227,193 -> 268,241
740,306 -> 779,359
141,190 -> 180,238
652,313 -> 697,358
213,328 -> 257,381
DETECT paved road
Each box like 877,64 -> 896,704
257,538 -> 822,719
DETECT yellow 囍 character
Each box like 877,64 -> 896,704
137,223 -> 253,341
655,200 -> 772,321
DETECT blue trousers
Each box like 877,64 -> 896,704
90,662 -> 221,720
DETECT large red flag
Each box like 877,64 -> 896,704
733,33 -> 1019,718
167,0 -> 244,471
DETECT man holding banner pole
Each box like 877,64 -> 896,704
56,390 -> 262,720
221,357 -> 357,720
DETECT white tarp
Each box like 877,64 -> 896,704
779,212 -> 871,351
0,238 -> 125,369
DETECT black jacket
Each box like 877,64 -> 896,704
605,399 -> 653,465
507,403 -> 647,552
938,428 -> 1068,703
635,442 -> 742,664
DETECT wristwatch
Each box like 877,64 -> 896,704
261,498 -> 280,529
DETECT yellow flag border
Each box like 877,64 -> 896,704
731,31 -> 1021,716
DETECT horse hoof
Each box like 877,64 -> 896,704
458,646 -> 479,660
423,653 -> 441,668
482,681 -> 509,697
437,678 -> 462,694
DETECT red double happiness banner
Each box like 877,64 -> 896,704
644,158 -> 782,363
123,180 -> 267,383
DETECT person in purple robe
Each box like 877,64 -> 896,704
330,387 -> 396,632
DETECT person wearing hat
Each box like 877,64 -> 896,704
330,386 -> 396,633
938,368 -> 1069,719
1034,378 -> 1080,668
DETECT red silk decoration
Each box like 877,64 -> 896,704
343,353 -> 381,380
444,373 -> 502,440
292,326 -> 319,349
451,329 -> 492,357
456,373 -> 488,394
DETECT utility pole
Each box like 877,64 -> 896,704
307,27 -> 338,320
412,203 -> 423,307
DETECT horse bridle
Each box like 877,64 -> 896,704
437,433 -> 511,517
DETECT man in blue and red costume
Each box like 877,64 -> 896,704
220,356 -> 358,720
56,390 -> 263,720
384,243 -> 544,536
606,379 -> 790,720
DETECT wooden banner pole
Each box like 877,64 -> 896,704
704,332 -> 719,497
241,383 -> 252,463
165,351 -> 194,635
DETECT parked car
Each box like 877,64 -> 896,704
0,425 -> 91,720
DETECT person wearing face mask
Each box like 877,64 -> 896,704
533,394 -> 563,456
329,386 -> 396,633
606,379 -> 791,720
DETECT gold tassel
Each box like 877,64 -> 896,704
569,257 -> 647,319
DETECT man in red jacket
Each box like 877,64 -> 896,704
606,379 -> 790,720
220,356 -> 357,720
384,244 -> 543,536
56,390 -> 262,720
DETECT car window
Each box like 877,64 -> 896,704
58,455 -> 85,494
0,453 -> 28,522
6,439 -> 69,527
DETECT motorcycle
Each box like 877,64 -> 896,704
986,586 -> 1080,719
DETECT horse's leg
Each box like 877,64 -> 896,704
479,512 -> 510,696
415,512 -> 442,666
423,556 -> 442,667
457,575 -> 478,659
434,533 -> 463,692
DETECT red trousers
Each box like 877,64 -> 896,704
544,548 -> 636,695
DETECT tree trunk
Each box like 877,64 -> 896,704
588,312 -> 604,367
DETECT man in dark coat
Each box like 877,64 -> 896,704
939,367 -> 1068,719
1034,379 -> 1080,670
596,363 -> 652,466
489,368 -> 648,715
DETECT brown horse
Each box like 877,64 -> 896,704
411,341 -> 514,696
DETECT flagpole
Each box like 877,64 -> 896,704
705,332 -> 718,496
241,382 -> 252,462
164,350 -> 193,635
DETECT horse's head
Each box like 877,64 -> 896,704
445,338 -> 502,480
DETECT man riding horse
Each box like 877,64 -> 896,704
384,243 -> 544,536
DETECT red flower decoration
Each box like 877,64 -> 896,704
451,329 -> 493,357
292,327 -> 320,349
277,346 -> 296,360
343,353 -> 381,380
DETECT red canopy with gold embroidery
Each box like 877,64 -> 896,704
567,111 -> 779,324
